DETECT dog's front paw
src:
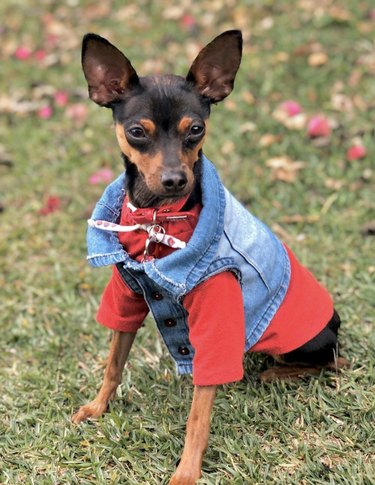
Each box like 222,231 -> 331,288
168,469 -> 201,485
71,399 -> 108,424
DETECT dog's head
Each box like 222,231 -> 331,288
81,31 -> 242,199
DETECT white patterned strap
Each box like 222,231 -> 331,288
87,219 -> 186,249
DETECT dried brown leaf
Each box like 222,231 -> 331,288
265,157 -> 306,183
281,214 -> 320,224
259,134 -> 282,147
308,52 -> 328,67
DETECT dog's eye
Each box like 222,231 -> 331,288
187,125 -> 205,140
127,126 -> 146,139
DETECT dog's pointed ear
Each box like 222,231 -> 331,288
81,33 -> 139,107
186,30 -> 242,103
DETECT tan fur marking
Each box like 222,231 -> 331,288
178,117 -> 193,135
139,118 -> 156,136
115,123 -> 166,192
180,136 -> 206,169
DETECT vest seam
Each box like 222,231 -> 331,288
223,228 -> 271,292
87,250 -> 125,260
244,247 -> 290,348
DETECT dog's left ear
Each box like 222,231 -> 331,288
186,30 -> 242,103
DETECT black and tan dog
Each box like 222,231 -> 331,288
72,31 -> 348,484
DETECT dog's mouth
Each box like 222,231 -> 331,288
150,184 -> 192,200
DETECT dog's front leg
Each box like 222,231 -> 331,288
72,330 -> 136,424
169,385 -> 217,485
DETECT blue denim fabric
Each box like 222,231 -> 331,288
87,155 -> 290,375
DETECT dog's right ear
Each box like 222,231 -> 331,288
81,33 -> 139,107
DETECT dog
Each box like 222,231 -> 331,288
72,31 -> 348,484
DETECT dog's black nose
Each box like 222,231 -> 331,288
161,170 -> 187,192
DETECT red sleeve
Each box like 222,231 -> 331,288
96,266 -> 149,333
183,271 -> 245,386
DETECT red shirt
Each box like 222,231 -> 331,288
97,198 -> 333,385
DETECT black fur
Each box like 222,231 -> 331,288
282,310 -> 341,366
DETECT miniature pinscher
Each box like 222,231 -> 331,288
72,31 -> 348,484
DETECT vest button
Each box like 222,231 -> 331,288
164,318 -> 177,327
178,346 -> 190,356
151,291 -> 163,301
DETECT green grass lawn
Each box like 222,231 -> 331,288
1,1 -> 374,483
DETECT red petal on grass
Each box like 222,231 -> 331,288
14,47 -> 32,60
307,115 -> 331,138
181,14 -> 196,30
54,90 -> 69,107
34,49 -> 47,61
38,105 -> 53,119
89,168 -> 114,185
65,103 -> 88,122
280,100 -> 302,117
39,196 -> 61,215
346,145 -> 367,161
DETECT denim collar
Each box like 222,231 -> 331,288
87,155 -> 226,296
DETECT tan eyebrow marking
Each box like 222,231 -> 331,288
177,116 -> 193,135
139,118 -> 156,136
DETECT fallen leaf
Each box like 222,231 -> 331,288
275,52 -> 289,62
281,214 -> 319,224
259,17 -> 274,30
331,93 -> 353,112
242,91 -> 255,105
259,134 -> 282,147
308,52 -> 328,67
239,122 -> 256,133
328,6 -> 352,22
325,178 -> 344,190
273,108 -> 307,130
221,140 -> 236,155
265,157 -> 306,183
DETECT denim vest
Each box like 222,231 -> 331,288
87,155 -> 290,375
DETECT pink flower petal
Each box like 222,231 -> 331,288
54,90 -> 69,107
89,168 -> 114,185
34,49 -> 47,61
280,100 -> 302,117
346,145 -> 367,161
181,14 -> 196,30
38,105 -> 53,119
65,103 -> 88,122
14,46 -> 32,60
307,115 -> 331,138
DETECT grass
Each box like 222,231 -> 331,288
0,0 -> 374,483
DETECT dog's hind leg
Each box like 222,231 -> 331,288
72,331 -> 136,423
260,310 -> 350,382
